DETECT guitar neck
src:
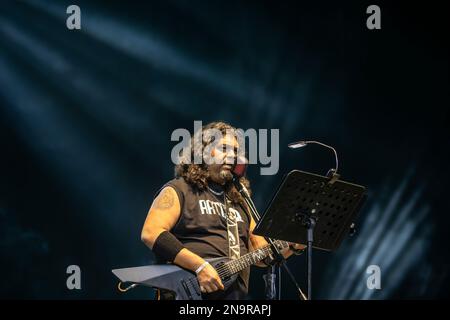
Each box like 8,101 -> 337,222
221,240 -> 289,278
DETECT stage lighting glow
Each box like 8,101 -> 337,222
320,168 -> 433,299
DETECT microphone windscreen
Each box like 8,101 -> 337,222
233,156 -> 248,178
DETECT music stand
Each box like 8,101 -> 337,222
253,169 -> 367,299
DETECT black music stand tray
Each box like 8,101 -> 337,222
254,169 -> 367,300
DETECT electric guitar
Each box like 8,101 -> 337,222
112,240 -> 289,300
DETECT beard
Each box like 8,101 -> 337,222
219,167 -> 234,184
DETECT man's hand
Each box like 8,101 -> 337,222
289,242 -> 306,251
197,263 -> 225,293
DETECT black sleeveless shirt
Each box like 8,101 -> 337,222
155,177 -> 251,298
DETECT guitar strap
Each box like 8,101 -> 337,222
224,194 -> 240,260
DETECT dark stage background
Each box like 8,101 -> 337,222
0,0 -> 449,299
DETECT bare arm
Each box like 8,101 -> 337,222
141,186 -> 224,292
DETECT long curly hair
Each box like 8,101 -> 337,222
174,121 -> 251,205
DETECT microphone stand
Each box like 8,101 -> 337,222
233,177 -> 307,300
288,140 -> 341,300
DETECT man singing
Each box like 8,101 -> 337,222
141,121 -> 304,299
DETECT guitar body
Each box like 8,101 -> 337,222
112,241 -> 288,299
112,257 -> 239,300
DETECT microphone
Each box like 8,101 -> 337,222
221,154 -> 247,182
231,157 -> 250,198
232,163 -> 247,178
232,155 -> 248,178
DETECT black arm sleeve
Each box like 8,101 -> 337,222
152,231 -> 185,263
